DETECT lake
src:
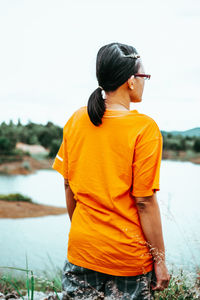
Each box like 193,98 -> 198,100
0,160 -> 199,278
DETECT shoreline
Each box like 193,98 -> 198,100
162,150 -> 200,165
0,150 -> 200,176
0,200 -> 67,219
0,155 -> 53,175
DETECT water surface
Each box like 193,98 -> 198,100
0,161 -> 199,276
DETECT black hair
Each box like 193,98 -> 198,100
87,42 -> 140,126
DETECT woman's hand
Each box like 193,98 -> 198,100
135,193 -> 170,291
151,261 -> 171,291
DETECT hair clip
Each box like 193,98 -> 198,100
101,90 -> 106,100
125,53 -> 140,59
98,86 -> 106,99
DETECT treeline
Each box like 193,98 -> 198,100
0,121 -> 200,160
0,120 -> 62,158
162,132 -> 200,152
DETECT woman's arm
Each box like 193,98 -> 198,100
135,192 -> 170,291
64,178 -> 76,221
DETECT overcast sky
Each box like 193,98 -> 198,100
0,0 -> 199,131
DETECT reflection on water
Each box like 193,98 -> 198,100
0,161 -> 199,275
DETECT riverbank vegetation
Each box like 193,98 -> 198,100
0,193 -> 32,202
0,154 -> 53,175
162,130 -> 200,153
0,120 -> 62,160
0,263 -> 199,299
0,120 -> 200,162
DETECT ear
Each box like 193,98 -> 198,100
128,75 -> 135,90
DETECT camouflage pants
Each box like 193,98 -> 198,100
61,258 -> 155,300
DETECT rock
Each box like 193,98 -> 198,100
5,291 -> 19,299
23,291 -> 47,300
46,292 -> 62,300
23,291 -> 62,300
0,292 -> 5,299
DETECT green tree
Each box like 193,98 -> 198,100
193,138 -> 200,152
0,137 -> 16,154
49,139 -> 62,157
180,138 -> 186,151
167,133 -> 172,138
170,142 -> 182,151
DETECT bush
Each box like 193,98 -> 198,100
22,161 -> 31,170
0,193 -> 33,202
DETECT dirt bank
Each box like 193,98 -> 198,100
0,200 -> 67,219
0,156 -> 53,175
162,150 -> 200,164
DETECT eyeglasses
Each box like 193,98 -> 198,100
134,73 -> 151,80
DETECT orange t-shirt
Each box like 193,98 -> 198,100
52,106 -> 163,276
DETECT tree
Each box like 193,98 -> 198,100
193,138 -> 200,152
167,133 -> 172,138
49,139 -> 62,157
180,138 -> 186,151
0,137 -> 15,154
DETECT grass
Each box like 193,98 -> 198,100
0,193 -> 33,203
0,269 -> 61,299
154,268 -> 200,299
0,254 -> 62,299
0,256 -> 199,299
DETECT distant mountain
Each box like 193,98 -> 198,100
161,127 -> 200,137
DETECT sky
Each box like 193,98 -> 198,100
0,0 -> 199,131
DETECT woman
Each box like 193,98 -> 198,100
52,42 -> 170,299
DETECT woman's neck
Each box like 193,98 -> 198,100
105,103 -> 130,111
104,84 -> 131,111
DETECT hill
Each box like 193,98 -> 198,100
162,127 -> 200,137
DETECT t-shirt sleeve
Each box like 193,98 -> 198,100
52,129 -> 68,179
131,120 -> 163,197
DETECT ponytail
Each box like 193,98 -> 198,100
87,42 -> 140,127
87,87 -> 106,127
